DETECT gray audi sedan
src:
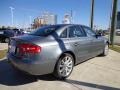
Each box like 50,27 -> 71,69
7,24 -> 109,79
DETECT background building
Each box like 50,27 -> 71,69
62,14 -> 71,24
32,12 -> 57,29
32,17 -> 45,29
42,12 -> 57,25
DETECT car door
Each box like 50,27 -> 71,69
82,26 -> 104,56
68,25 -> 93,64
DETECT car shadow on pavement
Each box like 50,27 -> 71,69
0,59 -> 37,86
52,32 -> 67,52
64,79 -> 120,90
0,59 -> 120,90
0,59 -> 57,86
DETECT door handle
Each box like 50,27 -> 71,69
74,43 -> 79,46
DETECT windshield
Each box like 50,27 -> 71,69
29,25 -> 62,36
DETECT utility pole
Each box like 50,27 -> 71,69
108,0 -> 113,43
110,0 -> 118,47
90,0 -> 95,30
9,6 -> 14,27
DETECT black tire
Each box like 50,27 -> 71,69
0,40 -> 2,43
53,53 -> 74,80
0,38 -> 3,43
101,43 -> 109,56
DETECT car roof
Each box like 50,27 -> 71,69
48,24 -> 89,28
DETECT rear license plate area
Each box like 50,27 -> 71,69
10,45 -> 16,53
9,40 -> 17,54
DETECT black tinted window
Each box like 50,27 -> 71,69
29,25 -> 62,36
69,26 -> 85,38
60,29 -> 67,38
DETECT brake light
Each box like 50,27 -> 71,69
18,43 -> 41,55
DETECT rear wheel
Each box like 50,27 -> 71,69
54,53 -> 74,80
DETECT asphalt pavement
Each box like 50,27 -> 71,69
0,50 -> 120,90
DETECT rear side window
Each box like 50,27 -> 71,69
29,25 -> 62,36
60,29 -> 67,38
69,26 -> 86,38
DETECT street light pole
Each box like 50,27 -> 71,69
29,16 -> 32,31
9,6 -> 14,27
90,0 -> 95,30
70,10 -> 73,24
110,0 -> 118,47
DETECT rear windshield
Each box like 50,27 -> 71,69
29,25 -> 62,36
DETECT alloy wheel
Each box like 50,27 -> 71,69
58,55 -> 73,77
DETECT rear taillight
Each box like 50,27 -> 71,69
18,43 -> 41,55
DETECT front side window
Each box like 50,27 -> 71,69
82,26 -> 96,36
69,26 -> 85,38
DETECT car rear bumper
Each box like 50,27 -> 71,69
7,53 -> 55,75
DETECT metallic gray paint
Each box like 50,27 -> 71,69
7,24 -> 108,75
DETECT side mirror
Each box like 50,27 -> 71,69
95,32 -> 102,38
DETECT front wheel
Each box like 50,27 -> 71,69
54,53 -> 74,79
102,44 -> 109,56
